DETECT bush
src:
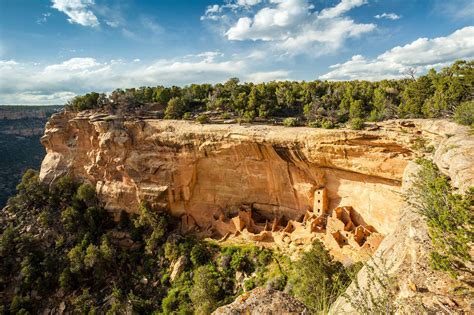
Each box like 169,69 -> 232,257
59,268 -> 75,291
66,92 -> 101,111
307,120 -> 321,128
61,206 -> 82,232
283,117 -> 298,127
230,250 -> 253,273
165,97 -> 187,119
162,287 -> 193,315
243,278 -> 256,291
406,159 -> 473,277
189,265 -> 222,314
75,183 -> 97,207
349,118 -> 365,130
196,114 -> 210,124
289,241 -> 351,313
344,258 -> 398,314
454,101 -> 474,126
321,119 -> 334,129
190,243 -> 210,266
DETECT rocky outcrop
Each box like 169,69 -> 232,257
330,122 -> 474,314
40,111 -> 421,234
38,111 -> 473,312
212,288 -> 308,315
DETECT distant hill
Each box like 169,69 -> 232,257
0,105 -> 61,207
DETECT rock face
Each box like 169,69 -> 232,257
212,288 -> 308,315
38,111 -> 473,312
330,121 -> 474,314
0,106 -> 60,207
40,111 -> 419,235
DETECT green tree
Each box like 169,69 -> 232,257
454,100 -> 474,126
165,97 -> 187,119
75,183 -> 97,207
400,75 -> 434,117
154,87 -> 172,105
290,241 -> 351,313
349,99 -> 364,120
66,92 -> 101,111
190,265 -> 222,314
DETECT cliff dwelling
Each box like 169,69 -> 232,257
40,114 -> 414,263
181,187 -> 385,263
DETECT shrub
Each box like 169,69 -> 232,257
243,278 -> 256,291
230,250 -> 253,273
344,258 -> 398,314
349,99 -> 364,119
349,118 -> 364,130
307,120 -> 321,128
190,243 -> 210,266
289,241 -> 351,313
61,206 -> 82,232
266,275 -> 286,291
68,244 -> 86,273
321,119 -> 334,129
454,101 -> 474,126
182,112 -> 192,120
162,287 -> 193,315
9,295 -> 31,314
189,265 -> 222,314
59,268 -> 75,291
283,117 -> 298,127
75,183 -> 97,207
84,206 -> 110,235
66,92 -> 101,111
196,114 -> 210,124
406,159 -> 473,277
165,97 -> 187,119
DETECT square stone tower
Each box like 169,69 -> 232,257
313,187 -> 328,216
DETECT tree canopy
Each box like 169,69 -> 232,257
65,60 -> 473,128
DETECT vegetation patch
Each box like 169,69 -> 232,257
65,61 -> 473,128
0,170 -> 368,313
406,159 -> 473,277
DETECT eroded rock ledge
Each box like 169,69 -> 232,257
39,111 -> 470,263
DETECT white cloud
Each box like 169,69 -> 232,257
201,0 -> 262,21
201,5 -> 222,21
374,13 -> 401,20
320,26 -> 474,81
0,53 -> 291,105
221,0 -> 375,55
237,0 -> 262,6
37,12 -> 52,25
105,20 -> 119,28
245,70 -> 290,82
51,0 -> 99,27
318,0 -> 366,19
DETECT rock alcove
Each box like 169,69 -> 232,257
40,111 -> 421,262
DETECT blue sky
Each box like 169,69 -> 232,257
0,0 -> 473,104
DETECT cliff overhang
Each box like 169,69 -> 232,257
39,111 -> 473,263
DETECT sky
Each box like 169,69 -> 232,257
0,0 -> 473,105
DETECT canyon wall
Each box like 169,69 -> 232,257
39,111 -> 427,236
0,106 -> 60,207
38,110 -> 473,313
330,121 -> 474,314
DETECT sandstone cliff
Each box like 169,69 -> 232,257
38,111 -> 473,313
330,121 -> 474,314
40,111 -> 419,233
